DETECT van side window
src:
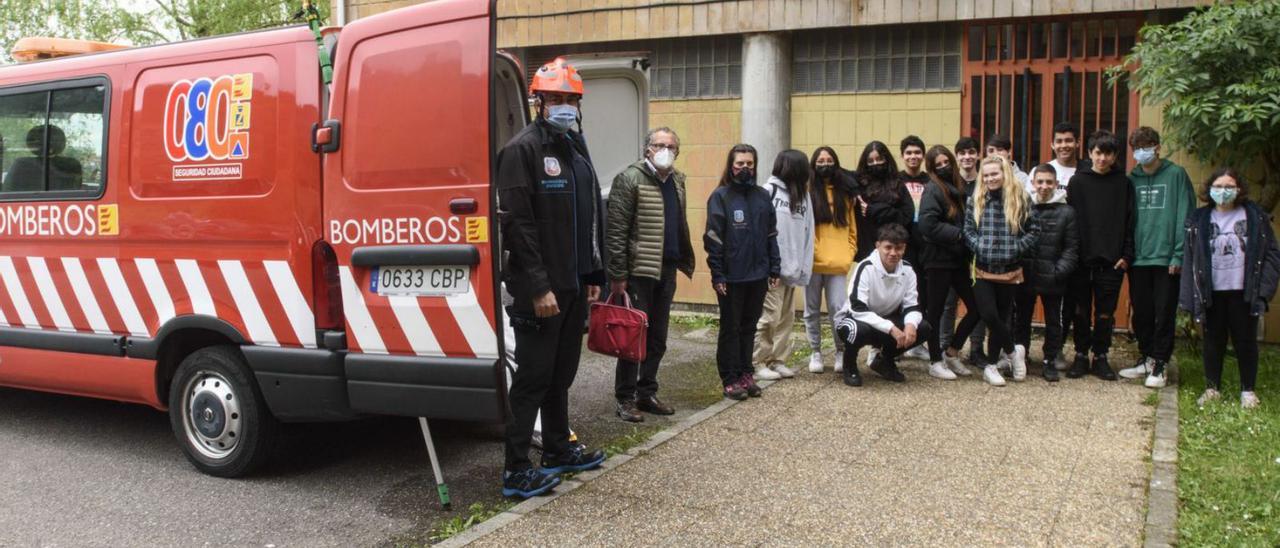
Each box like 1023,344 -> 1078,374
0,81 -> 106,198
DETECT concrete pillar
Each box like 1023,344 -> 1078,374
740,33 -> 791,178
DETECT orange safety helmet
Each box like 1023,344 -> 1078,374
529,57 -> 585,97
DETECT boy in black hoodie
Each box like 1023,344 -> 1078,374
1065,130 -> 1136,380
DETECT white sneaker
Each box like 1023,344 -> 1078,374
1011,345 -> 1027,381
1119,357 -> 1152,379
983,365 -> 1007,387
928,361 -> 957,380
944,355 -> 973,376
1143,361 -> 1166,389
1197,388 -> 1221,407
904,346 -> 930,361
1241,391 -> 1261,409
754,367 -> 782,381
866,348 -> 880,368
808,353 -> 824,373
1054,354 -> 1070,371
833,352 -> 844,373
995,353 -> 1013,376
774,364 -> 796,378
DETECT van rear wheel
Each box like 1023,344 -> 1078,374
168,346 -> 277,477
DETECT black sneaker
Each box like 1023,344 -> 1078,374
843,365 -> 863,387
502,468 -> 561,498
1042,359 -> 1060,382
615,399 -> 644,423
1091,354 -> 1117,381
1067,354 -> 1090,379
742,376 -> 763,397
870,355 -> 906,383
540,444 -> 607,475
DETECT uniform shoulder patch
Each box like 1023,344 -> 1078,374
544,157 -> 562,176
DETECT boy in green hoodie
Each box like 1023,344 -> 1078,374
1119,127 -> 1196,387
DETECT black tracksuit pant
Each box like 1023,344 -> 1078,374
1128,266 -> 1180,362
715,279 -> 769,385
925,267 -> 981,362
1203,290 -> 1260,392
504,287 -> 588,471
615,263 -> 678,402
1013,284 -> 1064,362
836,311 -> 934,368
1070,264 -> 1125,356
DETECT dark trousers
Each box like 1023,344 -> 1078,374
1203,290 -> 1259,392
715,279 -> 769,385
973,280 -> 1018,362
1128,266 -> 1181,362
503,287 -> 588,470
615,264 -> 677,402
1013,284 -> 1064,362
837,313 -> 934,366
1070,265 -> 1125,356
1060,289 -> 1076,348
925,267 -> 981,362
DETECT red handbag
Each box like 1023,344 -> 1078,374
588,291 -> 649,363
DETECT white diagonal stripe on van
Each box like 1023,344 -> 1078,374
27,257 -> 75,332
218,260 -> 278,346
134,258 -> 176,325
388,295 -> 443,357
339,266 -> 386,354
264,261 -> 317,348
97,258 -> 149,337
446,290 -> 498,359
61,257 -> 112,334
0,256 -> 40,329
176,259 -> 216,316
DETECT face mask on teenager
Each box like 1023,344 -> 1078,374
732,167 -> 755,187
652,148 -> 675,170
866,163 -> 891,179
1133,147 -> 1157,165
1210,187 -> 1238,206
935,167 -> 954,182
545,104 -> 578,132
815,165 -> 836,179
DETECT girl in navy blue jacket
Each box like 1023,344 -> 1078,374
705,144 -> 781,400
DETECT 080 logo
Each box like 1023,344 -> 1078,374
164,73 -> 253,162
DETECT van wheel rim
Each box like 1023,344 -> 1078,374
182,372 -> 242,460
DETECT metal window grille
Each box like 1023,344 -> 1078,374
793,23 -> 961,94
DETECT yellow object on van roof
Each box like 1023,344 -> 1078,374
11,37 -> 128,63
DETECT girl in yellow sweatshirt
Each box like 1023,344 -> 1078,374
805,147 -> 858,373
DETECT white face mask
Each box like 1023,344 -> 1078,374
652,148 -> 675,170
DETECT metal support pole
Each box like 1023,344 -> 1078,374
418,417 -> 451,510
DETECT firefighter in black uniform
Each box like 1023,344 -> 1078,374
496,57 -> 607,498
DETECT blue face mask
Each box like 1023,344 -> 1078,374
1210,187 -> 1237,206
545,104 -> 578,132
1133,147 -> 1157,165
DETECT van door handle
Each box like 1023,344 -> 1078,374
351,244 -> 479,267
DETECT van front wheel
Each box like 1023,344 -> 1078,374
168,346 -> 277,477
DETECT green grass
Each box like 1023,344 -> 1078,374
1175,344 -> 1280,546
427,501 -> 515,543
669,312 -> 719,330
601,424 -> 664,457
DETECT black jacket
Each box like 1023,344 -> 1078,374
853,177 -> 914,261
704,181 -> 780,284
496,121 -> 606,302
1179,201 -> 1280,322
917,179 -> 970,270
1020,197 -> 1079,295
1066,166 -> 1136,267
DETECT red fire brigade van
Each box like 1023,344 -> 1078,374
0,0 -> 648,478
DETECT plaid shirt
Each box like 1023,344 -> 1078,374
963,188 -> 1039,273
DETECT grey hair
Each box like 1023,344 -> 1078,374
643,127 -> 680,152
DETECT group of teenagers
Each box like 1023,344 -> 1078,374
494,57 -> 1278,500
707,124 -> 1280,406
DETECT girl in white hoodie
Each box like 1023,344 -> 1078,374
753,150 -> 815,380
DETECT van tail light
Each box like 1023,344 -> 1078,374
312,240 -> 343,331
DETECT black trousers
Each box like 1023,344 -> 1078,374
973,280 -> 1018,362
1128,266 -> 1181,362
615,264 -> 678,402
504,287 -> 588,470
1203,290 -> 1260,392
925,267 -> 981,362
1060,289 -> 1076,349
715,279 -> 769,385
1013,284 -> 1064,362
1070,265 -> 1125,356
837,312 -> 934,366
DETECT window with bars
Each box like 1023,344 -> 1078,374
792,23 -> 961,94
519,36 -> 743,100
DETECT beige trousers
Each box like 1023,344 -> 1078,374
753,285 -> 796,368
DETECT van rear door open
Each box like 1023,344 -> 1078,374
323,0 -> 505,422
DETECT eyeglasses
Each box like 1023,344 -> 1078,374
648,144 -> 679,153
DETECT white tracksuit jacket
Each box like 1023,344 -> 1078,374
833,250 -> 922,335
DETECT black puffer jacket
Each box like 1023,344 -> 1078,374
1179,201 -> 1280,322
1020,193 -> 1079,295
917,179 -> 970,269
853,177 -> 914,260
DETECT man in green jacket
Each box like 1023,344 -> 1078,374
606,127 -> 696,422
1119,127 -> 1196,387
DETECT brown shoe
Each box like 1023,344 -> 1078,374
636,395 -> 675,415
615,399 -> 644,422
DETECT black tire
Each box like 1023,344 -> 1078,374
168,345 -> 277,477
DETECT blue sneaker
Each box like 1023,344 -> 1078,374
501,468 -> 561,498
539,444 -> 606,475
